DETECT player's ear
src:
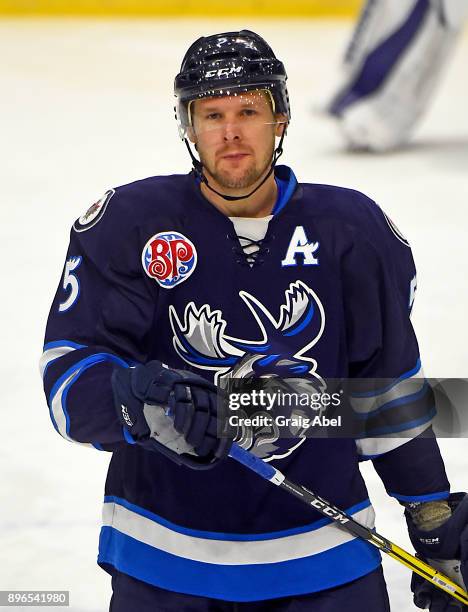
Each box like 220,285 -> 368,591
275,114 -> 288,137
187,125 -> 197,144
187,99 -> 198,144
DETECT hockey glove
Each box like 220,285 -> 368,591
111,361 -> 232,469
406,493 -> 468,610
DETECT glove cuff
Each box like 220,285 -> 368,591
406,493 -> 468,559
406,500 -> 452,531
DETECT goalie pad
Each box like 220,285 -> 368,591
327,0 -> 467,151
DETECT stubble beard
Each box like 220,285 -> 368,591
210,162 -> 266,190
199,142 -> 275,191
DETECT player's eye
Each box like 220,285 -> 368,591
241,109 -> 258,117
205,112 -> 222,120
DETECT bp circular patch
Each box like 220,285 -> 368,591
73,189 -> 115,232
142,231 -> 197,289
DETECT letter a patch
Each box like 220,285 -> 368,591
281,226 -> 319,267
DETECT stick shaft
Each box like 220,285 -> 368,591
229,443 -> 468,606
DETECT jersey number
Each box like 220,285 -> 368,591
58,256 -> 82,313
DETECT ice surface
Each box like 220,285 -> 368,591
1,17 -> 467,611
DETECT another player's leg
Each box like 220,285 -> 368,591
326,0 -> 468,151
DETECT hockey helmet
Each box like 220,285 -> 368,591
174,30 -> 290,139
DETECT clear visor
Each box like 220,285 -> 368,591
177,89 -> 288,139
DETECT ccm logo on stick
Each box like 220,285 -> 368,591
309,497 -> 350,525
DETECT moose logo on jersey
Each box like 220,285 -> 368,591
142,231 -> 197,289
169,280 -> 325,461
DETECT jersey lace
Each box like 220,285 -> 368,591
229,234 -> 273,267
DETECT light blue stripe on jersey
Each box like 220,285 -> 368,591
98,496 -> 379,600
349,360 -> 428,432
103,495 -> 371,541
40,340 -> 87,378
353,380 -> 429,421
98,527 -> 381,601
355,421 -> 432,459
43,339 -> 87,351
351,359 -> 421,399
48,352 -> 128,441
389,490 -> 450,503
356,406 -> 435,438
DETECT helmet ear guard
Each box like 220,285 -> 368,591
174,30 -> 290,201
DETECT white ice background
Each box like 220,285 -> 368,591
1,17 -> 467,611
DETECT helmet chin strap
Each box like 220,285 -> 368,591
184,131 -> 286,202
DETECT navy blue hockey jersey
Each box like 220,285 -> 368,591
40,166 -> 449,601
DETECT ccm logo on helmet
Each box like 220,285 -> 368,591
205,66 -> 243,78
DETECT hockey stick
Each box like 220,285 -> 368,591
229,443 -> 468,607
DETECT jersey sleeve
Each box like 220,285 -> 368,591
342,200 -> 450,501
40,190 -> 156,451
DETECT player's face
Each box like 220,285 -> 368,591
190,91 -> 286,191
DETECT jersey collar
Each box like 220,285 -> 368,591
272,165 -> 298,215
191,165 -> 298,217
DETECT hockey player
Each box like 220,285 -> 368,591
41,30 -> 468,611
326,0 -> 468,151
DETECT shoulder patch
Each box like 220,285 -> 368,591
73,189 -> 115,233
382,211 -> 410,247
